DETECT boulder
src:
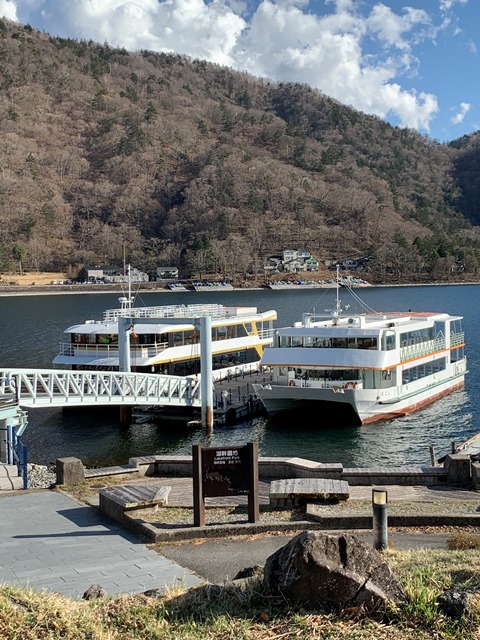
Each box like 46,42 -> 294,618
233,565 -> 264,580
438,587 -> 480,618
263,531 -> 405,611
82,584 -> 107,600
143,587 -> 170,599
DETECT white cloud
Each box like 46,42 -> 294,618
451,102 -> 471,124
0,0 -> 18,21
236,1 -> 438,130
439,0 -> 468,12
367,4 -> 430,51
466,39 -> 477,54
0,0 -> 443,133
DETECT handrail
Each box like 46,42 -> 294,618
57,341 -> 169,358
450,331 -> 465,347
400,337 -> 445,362
103,303 -> 229,321
6,425 -> 28,489
0,369 -> 202,409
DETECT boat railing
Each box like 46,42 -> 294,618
450,331 -> 465,347
57,341 -> 170,359
257,328 -> 275,341
103,303 -> 230,321
400,337 -> 445,362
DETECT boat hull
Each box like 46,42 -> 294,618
253,372 -> 466,425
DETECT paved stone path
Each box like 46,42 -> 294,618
0,491 -> 203,598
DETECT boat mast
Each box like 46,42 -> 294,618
127,263 -> 132,310
333,264 -> 341,325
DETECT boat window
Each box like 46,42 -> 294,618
245,323 -> 253,334
400,328 -> 435,348
234,324 -> 248,338
172,332 -> 184,346
73,333 -> 95,344
183,330 -> 196,344
212,326 -> 227,341
449,319 -> 463,346
313,338 -> 331,347
357,337 -> 377,350
291,336 -> 303,347
383,333 -> 396,351
450,346 -> 464,363
402,357 -> 446,384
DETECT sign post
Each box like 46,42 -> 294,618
192,442 -> 259,527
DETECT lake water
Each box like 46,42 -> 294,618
1,284 -> 478,468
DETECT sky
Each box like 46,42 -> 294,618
0,0 -> 478,143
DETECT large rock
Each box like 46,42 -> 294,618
438,587 -> 480,618
263,531 -> 405,611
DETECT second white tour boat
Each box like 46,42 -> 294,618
253,281 -> 467,424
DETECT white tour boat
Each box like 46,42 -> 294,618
53,296 -> 277,378
252,282 -> 467,424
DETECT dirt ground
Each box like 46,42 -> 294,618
0,272 -> 67,286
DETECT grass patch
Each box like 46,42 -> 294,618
140,504 -> 305,526
55,474 -> 141,501
2,547 -> 480,639
448,532 -> 480,550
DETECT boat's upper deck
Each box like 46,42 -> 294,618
103,303 -> 264,321
279,311 -> 463,337
62,304 -> 277,335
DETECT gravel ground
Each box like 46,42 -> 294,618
27,464 -> 57,489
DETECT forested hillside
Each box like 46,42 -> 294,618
1,18 -> 479,283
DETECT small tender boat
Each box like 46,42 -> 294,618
253,274 -> 467,424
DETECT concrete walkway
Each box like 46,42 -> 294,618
0,465 -> 23,491
0,491 -> 203,598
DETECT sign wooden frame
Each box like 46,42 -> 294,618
192,441 -> 259,527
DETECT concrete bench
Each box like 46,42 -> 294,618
270,478 -> 350,507
99,482 -> 171,521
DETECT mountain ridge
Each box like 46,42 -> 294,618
1,18 -> 479,283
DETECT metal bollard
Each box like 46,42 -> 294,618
372,487 -> 388,551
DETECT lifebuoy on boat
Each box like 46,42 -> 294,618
343,381 -> 357,390
288,379 -> 296,387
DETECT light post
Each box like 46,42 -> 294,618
372,486 -> 388,551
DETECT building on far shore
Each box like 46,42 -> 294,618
77,265 -> 149,283
156,267 -> 179,281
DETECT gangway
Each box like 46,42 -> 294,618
0,369 -> 201,409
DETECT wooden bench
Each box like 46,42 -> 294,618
99,482 -> 171,522
270,478 -> 350,507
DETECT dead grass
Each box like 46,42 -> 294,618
0,271 -> 67,286
448,531 -> 480,550
2,546 -> 480,639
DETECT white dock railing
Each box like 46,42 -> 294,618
0,369 -> 201,409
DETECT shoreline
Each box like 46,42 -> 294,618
1,280 -> 480,297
